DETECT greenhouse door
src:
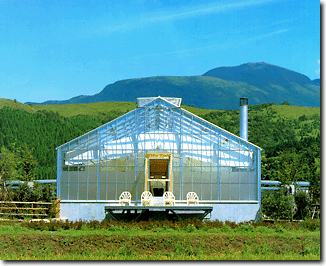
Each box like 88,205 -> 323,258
145,153 -> 173,196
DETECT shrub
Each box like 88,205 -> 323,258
294,191 -> 311,220
301,219 -> 320,231
262,187 -> 295,220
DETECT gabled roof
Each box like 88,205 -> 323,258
57,97 -> 261,166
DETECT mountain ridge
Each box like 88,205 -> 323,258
26,62 -> 320,110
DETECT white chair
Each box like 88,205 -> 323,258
187,192 -> 199,206
141,191 -> 153,206
163,191 -> 175,206
119,191 -> 132,206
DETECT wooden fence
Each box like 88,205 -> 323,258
0,199 -> 60,221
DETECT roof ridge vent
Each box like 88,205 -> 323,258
137,96 -> 182,108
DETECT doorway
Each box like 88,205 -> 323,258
145,153 -> 173,196
149,159 -> 169,196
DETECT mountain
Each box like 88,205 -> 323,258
312,78 -> 320,86
26,62 -> 320,110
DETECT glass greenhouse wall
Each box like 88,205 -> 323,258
56,97 -> 261,203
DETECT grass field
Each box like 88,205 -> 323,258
0,219 -> 320,260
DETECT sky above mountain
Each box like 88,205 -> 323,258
0,0 -> 320,103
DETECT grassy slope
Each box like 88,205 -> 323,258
29,101 -> 320,119
0,221 -> 320,260
0,99 -> 36,113
1,98 -> 319,120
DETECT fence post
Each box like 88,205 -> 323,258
54,197 -> 60,218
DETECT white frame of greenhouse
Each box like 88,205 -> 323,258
56,96 -> 262,222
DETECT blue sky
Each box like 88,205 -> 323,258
0,0 -> 320,103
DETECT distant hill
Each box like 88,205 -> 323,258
312,79 -> 320,86
26,62 -> 320,110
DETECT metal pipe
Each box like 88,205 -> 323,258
239,98 -> 248,141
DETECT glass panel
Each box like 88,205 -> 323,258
220,183 -> 229,200
68,182 -> 77,200
230,184 -> 239,200
211,183 -> 218,200
88,171 -> 97,183
125,183 -> 135,197
249,184 -> 257,200
69,172 -> 78,183
62,172 -> 68,183
78,183 -> 87,200
136,182 -> 145,200
88,182 -> 97,200
61,182 -> 68,200
106,183 -> 116,200
116,172 -> 125,182
183,183 -> 192,200
202,171 -> 210,183
239,184 -> 250,200
239,172 -> 250,183
99,183 -> 107,200
79,172 -> 87,182
192,184 -> 201,200
201,183 -> 211,200
116,183 -> 126,198
173,183 -> 180,200
229,172 -> 239,183
125,171 -> 135,182
193,171 -> 201,182
219,170 -> 229,183
249,170 -> 256,183
182,167 -> 192,182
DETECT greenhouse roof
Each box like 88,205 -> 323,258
57,97 -> 261,166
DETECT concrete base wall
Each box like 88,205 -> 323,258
59,201 -> 261,223
209,203 -> 260,223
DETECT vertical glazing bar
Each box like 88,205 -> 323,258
56,148 -> 62,199
145,157 -> 148,191
135,109 -> 139,201
191,115 -> 193,192
124,115 -> 127,192
115,120 -> 118,200
67,143 -> 70,200
77,148 -> 79,200
143,108 -> 147,193
238,139 -> 240,200
179,110 -> 182,200
210,128 -> 212,200
105,124 -> 108,200
257,148 -> 261,202
169,154 -> 173,192
217,133 -> 220,200
200,120 -> 203,200
97,130 -> 101,200
86,136 -> 89,200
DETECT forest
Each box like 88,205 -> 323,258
0,100 -> 320,204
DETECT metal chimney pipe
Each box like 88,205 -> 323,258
239,98 -> 248,141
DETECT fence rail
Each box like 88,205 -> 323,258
0,201 -> 58,220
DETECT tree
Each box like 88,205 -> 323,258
0,146 -> 21,181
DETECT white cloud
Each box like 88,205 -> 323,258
135,28 -> 289,59
316,59 -> 320,75
85,0 -> 279,37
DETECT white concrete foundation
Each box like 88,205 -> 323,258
59,201 -> 260,223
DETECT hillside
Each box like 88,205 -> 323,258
26,63 -> 320,110
0,99 -> 320,201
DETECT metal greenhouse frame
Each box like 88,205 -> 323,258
56,97 -> 262,222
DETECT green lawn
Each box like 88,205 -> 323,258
0,219 -> 320,260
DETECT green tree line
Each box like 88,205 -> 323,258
0,103 -> 320,204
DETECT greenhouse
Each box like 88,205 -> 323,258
56,96 -> 262,222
